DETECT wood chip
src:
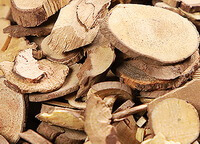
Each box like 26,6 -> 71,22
85,93 -> 120,144
29,64 -> 80,102
19,129 -> 52,144
37,104 -> 84,130
77,32 -> 115,97
87,81 -> 133,100
37,122 -> 65,141
0,19 -> 11,52
13,48 -> 46,83
136,116 -> 147,128
0,78 -> 26,143
41,36 -> 83,65
101,4 -> 199,65
149,98 -> 199,144
46,0 -> 107,53
136,128 -> 145,142
0,59 -> 69,93
11,0 -> 71,27
3,25 -> 52,37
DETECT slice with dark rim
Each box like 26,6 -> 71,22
101,4 -> 199,65
128,50 -> 199,80
112,51 -> 199,91
0,78 -> 26,143
41,36 -> 83,65
29,64 -> 81,102
11,0 -> 71,27
0,59 -> 69,93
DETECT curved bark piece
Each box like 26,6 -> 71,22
29,64 -> 81,102
113,55 -> 199,91
129,51 -> 199,80
0,37 -> 37,77
0,78 -> 26,143
11,0 -> 71,27
149,98 -> 199,144
65,93 -> 87,109
3,25 -> 52,37
77,32 -> 115,97
37,122 -> 65,141
0,59 -> 69,93
41,36 -> 83,65
37,104 -> 84,130
13,48 -> 46,83
101,4 -> 199,65
87,81 -> 133,100
85,94 -> 120,144
46,0 -> 101,54
55,129 -> 87,144
19,129 -> 52,144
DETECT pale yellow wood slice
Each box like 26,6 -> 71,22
101,4 -> 199,64
0,5 -> 10,19
11,0 -> 71,27
0,78 -> 26,143
150,98 -> 199,144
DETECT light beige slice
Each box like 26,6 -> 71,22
29,64 -> 81,102
46,0 -> 99,53
41,36 -> 83,65
0,37 -> 37,77
0,78 -> 26,143
0,59 -> 69,93
87,81 -> 133,100
0,5 -> 10,19
11,0 -> 71,27
149,98 -> 199,144
37,104 -> 84,130
13,48 -> 45,83
85,94 -> 120,144
19,129 -> 52,144
77,32 -> 115,97
101,4 -> 199,64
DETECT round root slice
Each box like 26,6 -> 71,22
29,64 -> 81,102
37,106 -> 84,130
41,36 -> 83,65
13,48 -> 46,83
85,94 -> 119,144
55,129 -> 87,144
129,51 -> 199,80
87,81 -> 133,100
0,59 -> 69,93
150,98 -> 199,144
113,57 -> 199,91
11,0 -> 71,27
0,78 -> 26,143
101,4 -> 199,64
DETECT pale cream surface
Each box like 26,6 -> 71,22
108,4 -> 199,63
14,0 -> 44,9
